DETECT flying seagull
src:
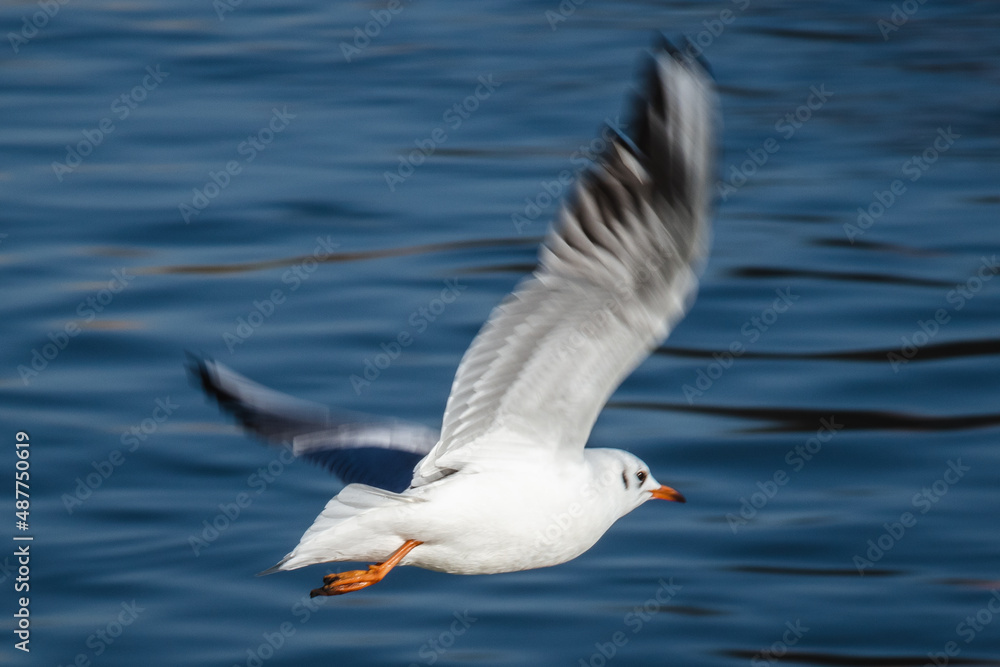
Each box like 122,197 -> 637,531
193,37 -> 715,597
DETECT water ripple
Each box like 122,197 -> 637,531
720,650 -> 1000,666
659,337 -> 1000,364
610,401 -> 1000,433
140,236 -> 542,276
731,266 -> 954,288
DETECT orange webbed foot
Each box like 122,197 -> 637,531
309,539 -> 423,598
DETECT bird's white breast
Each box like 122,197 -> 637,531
391,454 -> 622,575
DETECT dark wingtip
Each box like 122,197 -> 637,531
185,351 -> 222,402
648,32 -> 715,80
185,350 -> 208,389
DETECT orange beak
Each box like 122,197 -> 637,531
650,485 -> 686,503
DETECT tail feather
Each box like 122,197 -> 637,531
261,483 -> 424,573
257,559 -> 291,577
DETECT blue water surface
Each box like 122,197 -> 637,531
1,1 -> 999,665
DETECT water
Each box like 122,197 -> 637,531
2,1 -> 999,665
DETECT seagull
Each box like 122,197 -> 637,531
193,38 -> 715,597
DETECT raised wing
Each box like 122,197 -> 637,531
191,356 -> 438,492
412,39 -> 715,486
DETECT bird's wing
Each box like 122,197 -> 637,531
191,356 -> 438,492
191,355 -> 330,440
411,40 -> 715,486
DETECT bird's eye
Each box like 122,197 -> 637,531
636,471 -> 648,484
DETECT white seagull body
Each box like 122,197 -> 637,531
194,38 -> 715,596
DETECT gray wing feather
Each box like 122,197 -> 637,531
191,356 -> 437,491
412,40 -> 716,485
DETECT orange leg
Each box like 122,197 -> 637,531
310,539 -> 423,597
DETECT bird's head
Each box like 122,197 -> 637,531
590,449 -> 686,515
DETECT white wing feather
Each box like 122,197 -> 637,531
411,43 -> 716,486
